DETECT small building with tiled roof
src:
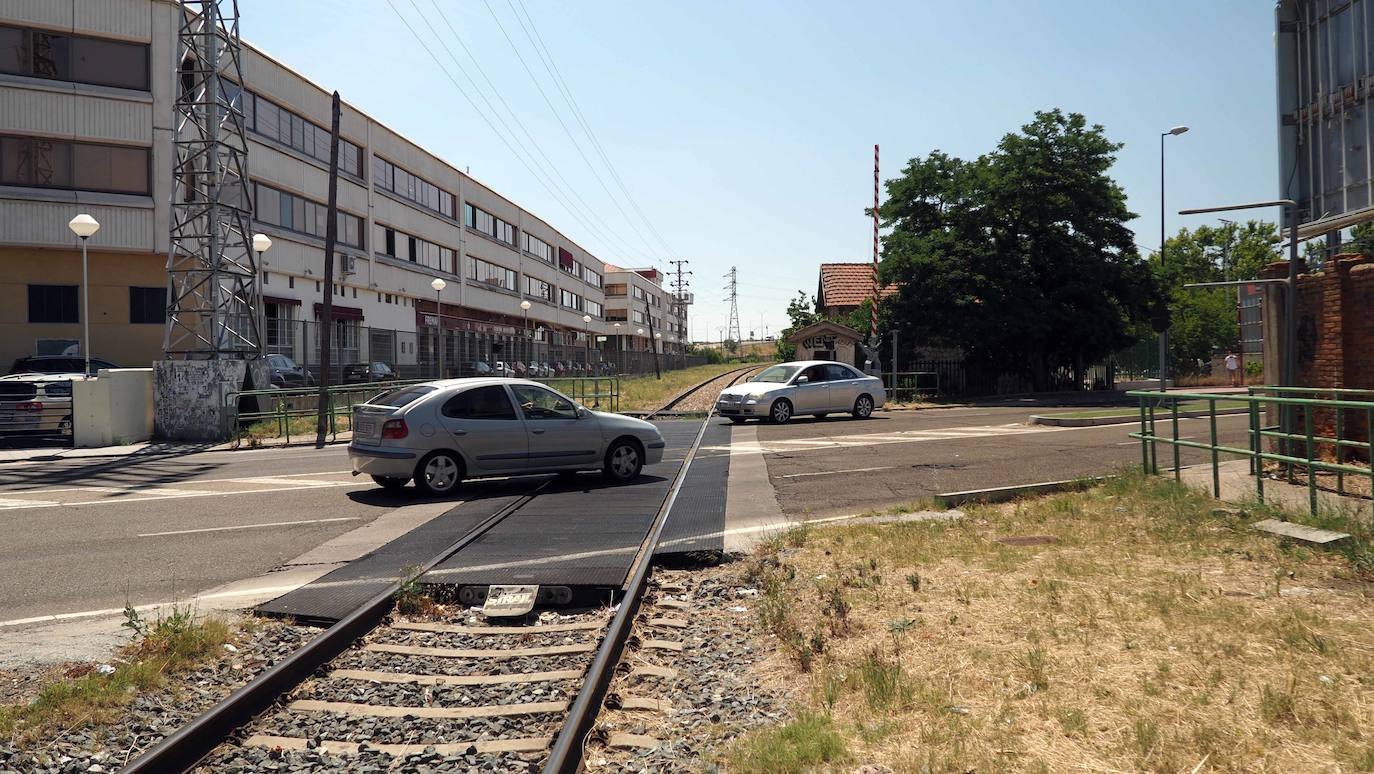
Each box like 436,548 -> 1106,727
816,263 -> 897,319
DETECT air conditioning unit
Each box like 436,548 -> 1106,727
338,253 -> 356,276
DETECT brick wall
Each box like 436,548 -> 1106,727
1276,254 -> 1374,461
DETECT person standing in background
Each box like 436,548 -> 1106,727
1225,351 -> 1241,388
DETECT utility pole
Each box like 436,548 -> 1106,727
669,259 -> 691,355
313,91 -> 341,449
723,266 -> 740,355
644,299 -> 661,379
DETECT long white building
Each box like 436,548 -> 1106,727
0,0 -> 688,376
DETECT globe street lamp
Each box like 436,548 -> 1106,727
253,234 -> 272,356
431,277 -> 447,379
520,299 -> 532,365
1158,124 -> 1189,392
582,314 -> 592,370
612,322 -> 621,374
67,214 -> 100,378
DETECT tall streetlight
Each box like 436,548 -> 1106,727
67,214 -> 100,378
431,277 -> 446,379
1158,124 -> 1190,392
253,234 -> 272,356
612,321 -> 622,373
582,314 -> 592,369
520,299 -> 532,365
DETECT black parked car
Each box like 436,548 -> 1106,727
9,355 -> 121,375
343,362 -> 396,383
266,354 -> 315,387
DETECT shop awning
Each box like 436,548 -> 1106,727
313,303 -> 364,321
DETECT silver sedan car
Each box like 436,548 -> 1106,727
715,360 -> 886,424
349,378 -> 666,495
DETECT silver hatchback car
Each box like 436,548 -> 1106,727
349,378 -> 666,495
715,360 -> 886,424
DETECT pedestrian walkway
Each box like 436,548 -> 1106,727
1178,460 -> 1372,520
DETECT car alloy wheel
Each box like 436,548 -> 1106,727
770,399 -> 792,424
417,451 -> 462,495
604,439 -> 643,482
853,394 -> 873,418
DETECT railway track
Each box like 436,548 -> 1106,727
640,364 -> 759,420
121,393 -> 729,773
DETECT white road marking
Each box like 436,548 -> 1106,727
138,517 -> 359,538
779,466 -> 896,479
0,497 -> 59,508
0,480 -> 369,511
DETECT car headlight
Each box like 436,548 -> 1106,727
746,392 -> 768,401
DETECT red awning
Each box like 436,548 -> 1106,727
313,303 -> 364,321
262,295 -> 301,307
558,247 -> 574,269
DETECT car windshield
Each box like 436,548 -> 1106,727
752,364 -> 802,383
369,385 -> 435,407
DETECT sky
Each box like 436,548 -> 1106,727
238,0 -> 1280,342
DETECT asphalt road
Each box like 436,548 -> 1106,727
754,405 -> 1251,518
0,445 -> 409,622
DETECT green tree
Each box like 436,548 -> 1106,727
775,291 -> 821,361
878,110 -> 1150,390
1153,221 -> 1280,374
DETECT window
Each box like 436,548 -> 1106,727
560,289 -> 584,311
511,384 -> 577,420
373,156 -> 455,218
0,135 -> 148,194
523,233 -> 554,263
0,25 -> 149,90
605,283 -> 627,297
28,285 -> 78,323
246,93 -> 363,177
372,224 -> 455,273
464,203 -> 516,246
442,385 -> 517,420
585,299 -> 603,317
371,385 -> 436,408
632,285 -> 647,301
583,266 -> 602,288
468,257 -> 517,290
256,183 -> 363,248
823,364 -> 858,381
801,365 -> 830,382
561,257 -> 584,278
129,286 -> 166,324
526,275 -> 555,301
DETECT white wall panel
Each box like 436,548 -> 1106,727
0,86 -> 151,143
74,0 -> 151,40
0,197 -> 153,250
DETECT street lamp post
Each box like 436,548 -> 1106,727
582,314 -> 592,371
612,322 -> 621,374
431,277 -> 446,379
520,300 -> 532,366
67,214 -> 100,378
252,233 -> 272,357
1159,125 -> 1189,392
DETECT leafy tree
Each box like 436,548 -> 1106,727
1152,221 -> 1280,374
878,110 -> 1150,390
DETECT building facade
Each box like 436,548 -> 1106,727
0,0 -> 686,376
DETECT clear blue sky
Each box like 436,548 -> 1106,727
239,0 -> 1278,342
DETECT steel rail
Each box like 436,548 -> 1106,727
542,400 -> 722,772
119,480 -> 550,774
640,364 -> 756,420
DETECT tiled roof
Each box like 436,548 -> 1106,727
818,263 -> 897,308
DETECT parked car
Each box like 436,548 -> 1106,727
493,361 -> 515,377
0,373 -> 81,439
343,361 -> 396,383
468,360 -> 493,377
266,354 -> 315,388
9,355 -> 120,375
715,360 -> 886,424
349,378 -> 666,495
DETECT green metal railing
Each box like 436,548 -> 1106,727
227,376 -> 620,447
1128,388 -> 1374,517
882,371 -> 939,402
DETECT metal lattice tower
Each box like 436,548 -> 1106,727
669,259 -> 691,339
723,266 -> 741,347
165,0 -> 260,359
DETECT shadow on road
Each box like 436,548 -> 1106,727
0,445 -> 221,489
344,470 -> 670,507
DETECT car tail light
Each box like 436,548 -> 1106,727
16,401 -> 43,411
380,418 -> 408,439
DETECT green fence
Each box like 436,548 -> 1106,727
1128,388 -> 1374,517
882,371 -> 939,402
227,376 -> 620,447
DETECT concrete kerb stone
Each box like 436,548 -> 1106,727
934,477 -> 1109,508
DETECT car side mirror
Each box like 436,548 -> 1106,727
796,376 -> 809,384
575,406 -> 587,419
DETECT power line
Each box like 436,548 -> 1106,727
479,0 -> 661,265
386,0 -> 635,266
509,0 -> 685,266
420,0 -> 654,265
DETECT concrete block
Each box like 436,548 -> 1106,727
71,368 -> 154,448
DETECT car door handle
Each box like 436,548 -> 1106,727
452,429 -> 467,436
532,428 -> 546,434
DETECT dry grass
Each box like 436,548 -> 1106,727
617,362 -> 753,412
0,606 -> 232,743
734,472 -> 1374,773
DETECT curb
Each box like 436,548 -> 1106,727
1030,407 -> 1249,427
934,476 -> 1110,508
